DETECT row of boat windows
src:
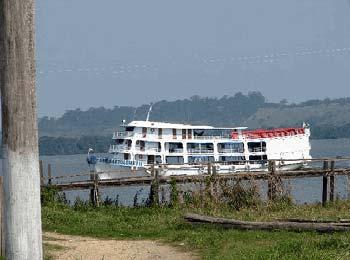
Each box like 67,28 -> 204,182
127,127 -> 227,139
120,153 -> 268,165
115,140 -> 266,153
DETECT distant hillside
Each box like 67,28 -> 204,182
39,92 -> 267,137
244,99 -> 350,129
37,94 -> 350,155
39,94 -> 350,138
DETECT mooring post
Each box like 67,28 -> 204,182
322,160 -> 329,206
329,160 -> 335,202
47,164 -> 52,185
149,164 -> 159,206
267,160 -> 276,200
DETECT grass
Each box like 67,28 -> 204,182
43,243 -> 67,260
42,200 -> 350,260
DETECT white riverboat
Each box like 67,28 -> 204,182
88,118 -> 312,180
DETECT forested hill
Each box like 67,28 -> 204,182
39,92 -> 267,137
39,93 -> 350,138
38,93 -> 350,155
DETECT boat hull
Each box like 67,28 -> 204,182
94,161 -> 305,179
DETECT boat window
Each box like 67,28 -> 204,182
124,153 -> 130,160
125,126 -> 134,132
137,154 -> 144,160
166,156 -> 184,165
126,139 -> 132,148
139,141 -> 161,152
188,156 -> 215,164
158,128 -> 162,139
248,142 -> 266,152
142,127 -> 147,138
182,129 -> 186,139
166,142 -> 183,153
217,142 -> 244,153
193,130 -> 204,137
115,139 -> 124,144
219,156 -> 245,165
172,129 -> 177,139
249,155 -> 267,164
187,129 -> 192,139
147,155 -> 155,164
136,140 -> 145,151
187,143 -> 214,153
155,155 -> 162,164
219,156 -> 245,161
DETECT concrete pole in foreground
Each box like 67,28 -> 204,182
0,0 -> 43,259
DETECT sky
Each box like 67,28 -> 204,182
36,0 -> 350,117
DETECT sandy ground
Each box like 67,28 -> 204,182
44,232 -> 197,260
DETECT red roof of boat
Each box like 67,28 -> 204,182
231,127 -> 305,139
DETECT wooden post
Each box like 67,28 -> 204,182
322,160 -> 329,206
207,163 -> 212,175
90,173 -> 100,207
40,160 -> 44,186
267,160 -> 276,200
48,164 -> 52,185
0,0 -> 43,258
212,164 -> 217,175
149,165 -> 159,207
329,161 -> 335,202
0,177 -> 4,257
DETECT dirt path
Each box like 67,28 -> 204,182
44,232 -> 197,260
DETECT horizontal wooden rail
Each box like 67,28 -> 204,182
46,167 -> 350,191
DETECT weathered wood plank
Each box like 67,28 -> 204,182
49,168 -> 350,191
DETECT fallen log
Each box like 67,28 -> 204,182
184,213 -> 350,233
274,218 -> 350,224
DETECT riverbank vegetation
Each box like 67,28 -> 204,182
42,186 -> 350,259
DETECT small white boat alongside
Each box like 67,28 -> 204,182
87,116 -> 312,180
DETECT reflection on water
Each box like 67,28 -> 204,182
1,138 -> 350,205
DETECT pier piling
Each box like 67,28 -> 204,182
90,172 -> 100,207
149,165 -> 159,207
322,161 -> 329,206
330,161 -> 335,202
48,164 -> 52,185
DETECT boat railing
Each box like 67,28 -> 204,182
169,148 -> 184,154
187,149 -> 214,154
112,131 -> 134,139
109,144 -> 131,152
249,147 -> 267,153
135,147 -> 161,153
218,148 -> 244,154
193,135 -> 231,140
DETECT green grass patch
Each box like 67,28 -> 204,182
43,242 -> 67,260
42,200 -> 350,260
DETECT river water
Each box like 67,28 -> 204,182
2,138 -> 350,205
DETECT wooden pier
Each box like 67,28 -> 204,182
39,158 -> 350,207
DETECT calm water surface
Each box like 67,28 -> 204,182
2,138 -> 350,205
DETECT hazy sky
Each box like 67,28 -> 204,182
36,0 -> 350,117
